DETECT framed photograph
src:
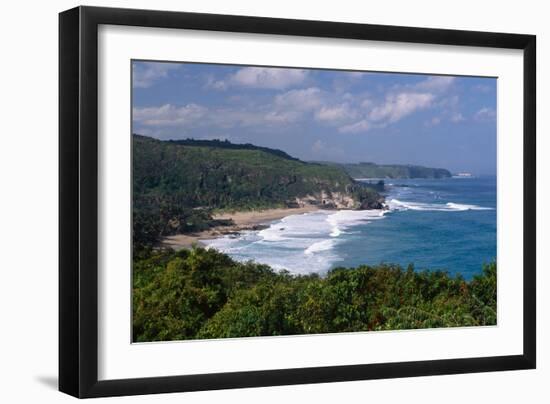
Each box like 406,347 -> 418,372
59,6 -> 536,398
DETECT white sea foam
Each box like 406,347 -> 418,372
203,231 -> 254,253
256,212 -> 331,244
304,239 -> 337,255
203,210 -> 386,274
445,202 -> 493,211
326,209 -> 386,239
257,226 -> 288,242
388,199 -> 493,212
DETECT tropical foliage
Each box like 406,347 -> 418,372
133,247 -> 496,342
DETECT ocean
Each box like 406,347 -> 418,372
203,176 -> 497,279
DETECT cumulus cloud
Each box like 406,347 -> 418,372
259,87 -> 324,124
263,110 -> 301,124
413,76 -> 455,92
133,99 -> 304,131
333,76 -> 458,134
474,107 -> 496,122
133,62 -> 180,88
134,70 -> 469,138
338,119 -> 371,134
472,84 -> 492,93
270,88 -> 362,126
204,76 -> 228,91
274,87 -> 323,110
451,112 -> 465,123
315,104 -> 357,123
360,98 -> 373,109
369,92 -> 434,123
220,67 -> 309,90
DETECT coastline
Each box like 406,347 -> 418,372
160,205 -> 319,250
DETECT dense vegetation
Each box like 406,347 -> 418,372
133,135 -> 381,247
133,247 -> 496,342
167,138 -> 300,161
340,162 -> 452,179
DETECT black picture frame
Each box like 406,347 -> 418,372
59,5 -> 536,398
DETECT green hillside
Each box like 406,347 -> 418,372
340,162 -> 452,179
133,135 -> 382,247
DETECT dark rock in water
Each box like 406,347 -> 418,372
360,198 -> 385,210
250,224 -> 269,231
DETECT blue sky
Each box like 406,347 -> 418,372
132,61 -> 497,175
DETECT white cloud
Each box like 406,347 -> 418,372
263,110 -> 302,124
451,112 -> 465,123
413,76 -> 455,92
134,73 -> 466,138
133,62 -> 180,88
336,84 -> 443,133
274,87 -> 323,110
204,76 -> 228,91
369,92 -> 434,123
315,104 -> 357,123
338,119 -> 371,134
360,98 -> 373,109
133,101 -> 297,131
227,67 -> 309,90
258,87 -> 324,124
474,107 -> 496,122
437,95 -> 459,109
133,104 -> 207,126
472,84 -> 492,93
271,88 -> 360,126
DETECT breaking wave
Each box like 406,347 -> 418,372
388,199 -> 493,212
203,209 -> 387,274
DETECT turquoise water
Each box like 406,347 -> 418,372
204,177 -> 496,279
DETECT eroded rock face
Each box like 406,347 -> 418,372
292,191 -> 361,210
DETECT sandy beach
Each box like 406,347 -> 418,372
160,205 -> 319,250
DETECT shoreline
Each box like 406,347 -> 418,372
160,205 -> 319,250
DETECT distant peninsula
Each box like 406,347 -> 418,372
338,162 -> 452,179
